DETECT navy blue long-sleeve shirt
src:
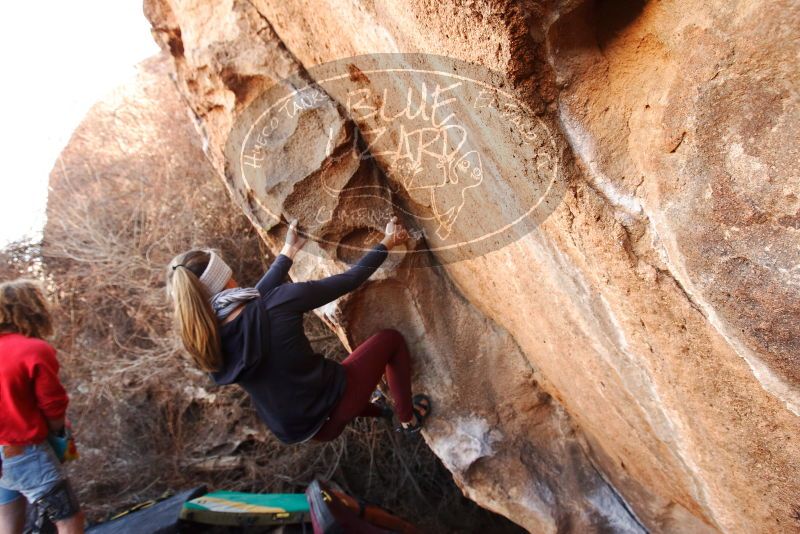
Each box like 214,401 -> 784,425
211,243 -> 389,444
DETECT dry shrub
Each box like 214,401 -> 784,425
0,239 -> 43,281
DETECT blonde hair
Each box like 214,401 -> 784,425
0,279 -> 54,340
166,250 -> 223,372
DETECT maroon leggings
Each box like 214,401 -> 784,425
312,329 -> 413,442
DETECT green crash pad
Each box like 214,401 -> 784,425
181,491 -> 310,527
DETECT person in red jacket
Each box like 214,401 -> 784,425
0,280 -> 83,534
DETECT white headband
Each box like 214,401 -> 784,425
199,251 -> 232,296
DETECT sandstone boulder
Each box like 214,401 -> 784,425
144,1 -> 799,532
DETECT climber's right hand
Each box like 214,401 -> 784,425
281,219 -> 307,259
381,216 -> 408,250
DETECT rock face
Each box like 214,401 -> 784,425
144,1 -> 799,532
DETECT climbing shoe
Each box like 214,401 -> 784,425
370,389 -> 394,421
397,394 -> 432,434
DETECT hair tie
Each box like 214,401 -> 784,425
172,264 -> 187,271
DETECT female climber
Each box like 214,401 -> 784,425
166,217 -> 431,444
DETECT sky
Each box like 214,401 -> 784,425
0,1 -> 160,247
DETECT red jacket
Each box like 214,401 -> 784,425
0,333 -> 69,446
